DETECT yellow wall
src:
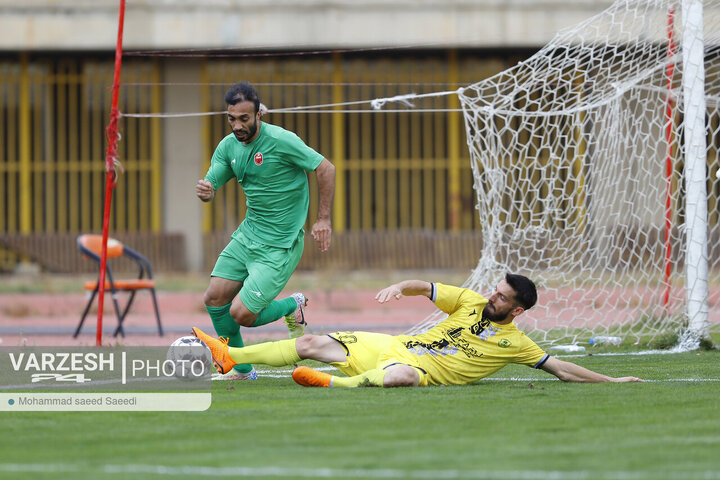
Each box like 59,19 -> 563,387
0,58 -> 162,235
0,50 -> 527,271
2,51 -> 719,272
201,51 -> 506,235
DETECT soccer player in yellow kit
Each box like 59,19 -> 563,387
192,273 -> 644,387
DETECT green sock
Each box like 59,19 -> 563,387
205,304 -> 253,374
251,296 -> 297,327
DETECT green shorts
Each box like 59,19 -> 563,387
211,230 -> 304,314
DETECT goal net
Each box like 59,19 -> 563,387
409,0 -> 720,349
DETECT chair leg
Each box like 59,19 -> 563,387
74,289 -> 98,338
111,290 -> 128,338
149,288 -> 163,336
113,290 -> 137,338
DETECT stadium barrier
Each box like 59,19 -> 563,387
1,231 -> 481,273
205,230 -> 483,272
0,233 -> 185,273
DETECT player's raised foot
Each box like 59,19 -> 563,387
212,367 -> 258,381
284,292 -> 308,339
191,327 -> 237,374
292,365 -> 332,387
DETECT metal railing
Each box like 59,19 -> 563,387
201,51 -> 508,235
0,57 -> 162,236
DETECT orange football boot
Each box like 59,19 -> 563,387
292,366 -> 332,387
191,327 -> 237,374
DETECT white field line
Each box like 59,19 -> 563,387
217,349 -> 719,382
557,350 -> 681,357
1,463 -> 719,480
247,368 -> 720,382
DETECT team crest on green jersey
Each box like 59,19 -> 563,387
498,339 -> 512,348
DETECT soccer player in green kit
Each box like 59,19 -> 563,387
196,82 -> 335,380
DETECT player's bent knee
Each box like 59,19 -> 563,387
383,365 -> 420,387
295,335 -> 347,363
203,286 -> 237,309
228,303 -> 255,327
203,288 -> 225,308
295,335 -> 329,357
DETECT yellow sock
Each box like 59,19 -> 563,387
228,339 -> 301,367
330,368 -> 387,388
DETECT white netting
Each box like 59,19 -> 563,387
408,0 -> 720,348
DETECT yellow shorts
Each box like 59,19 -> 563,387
327,331 -> 429,386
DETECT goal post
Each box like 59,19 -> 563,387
680,0 -> 710,349
409,0 -> 718,349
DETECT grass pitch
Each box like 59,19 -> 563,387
1,351 -> 719,480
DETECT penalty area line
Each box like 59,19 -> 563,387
251,369 -> 720,382
1,463 -> 720,480
479,378 -> 720,383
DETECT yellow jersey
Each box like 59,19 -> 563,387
393,283 -> 548,386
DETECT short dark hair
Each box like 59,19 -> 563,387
224,82 -> 261,113
505,273 -> 537,310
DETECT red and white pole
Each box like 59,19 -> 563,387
662,5 -> 677,311
97,0 -> 126,346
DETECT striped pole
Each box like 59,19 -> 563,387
97,0 -> 126,346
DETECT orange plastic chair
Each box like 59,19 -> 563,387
75,234 -> 163,338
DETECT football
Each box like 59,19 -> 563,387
166,336 -> 214,380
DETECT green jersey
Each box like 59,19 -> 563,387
205,122 -> 324,248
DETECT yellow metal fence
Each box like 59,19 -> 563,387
0,50 -> 522,272
0,57 -> 161,271
2,50 -> 719,273
202,51 -> 508,235
0,57 -> 161,235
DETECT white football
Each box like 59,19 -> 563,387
166,335 -> 213,380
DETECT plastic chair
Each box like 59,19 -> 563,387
75,234 -> 163,338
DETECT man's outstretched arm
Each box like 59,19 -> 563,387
310,158 -> 335,252
540,356 -> 644,383
375,280 -> 432,303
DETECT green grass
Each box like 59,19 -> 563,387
1,351 -> 719,480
